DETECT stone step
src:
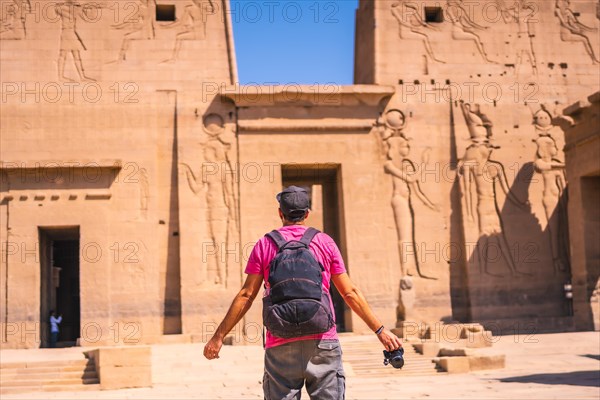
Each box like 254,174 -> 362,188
0,359 -> 89,369
0,370 -> 98,381
0,355 -> 98,394
2,364 -> 96,376
0,383 -> 101,395
43,383 -> 101,392
0,378 -> 99,387
46,378 -> 100,385
339,338 -> 442,377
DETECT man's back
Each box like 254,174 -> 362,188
203,185 -> 402,400
245,224 -> 346,349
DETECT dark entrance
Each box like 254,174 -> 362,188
282,164 -> 351,332
39,227 -> 80,348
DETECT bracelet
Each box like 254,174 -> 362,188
375,325 -> 384,335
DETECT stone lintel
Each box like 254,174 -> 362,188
220,85 -> 395,107
237,118 -> 376,133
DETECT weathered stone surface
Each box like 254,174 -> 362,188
465,331 -> 494,348
85,347 -> 151,390
435,357 -> 470,373
468,355 -> 506,371
460,324 -> 485,337
563,92 -> 600,332
413,342 -> 440,357
0,0 -> 598,349
439,348 -> 475,357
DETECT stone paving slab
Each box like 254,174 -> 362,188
1,332 -> 599,399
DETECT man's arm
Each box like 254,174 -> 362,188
332,273 -> 402,351
203,273 -> 263,360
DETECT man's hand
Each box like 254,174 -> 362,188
203,335 -> 223,360
377,328 -> 402,352
201,274 -> 263,361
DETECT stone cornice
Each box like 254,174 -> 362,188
220,85 -> 395,107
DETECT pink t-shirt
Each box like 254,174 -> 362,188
245,225 -> 347,349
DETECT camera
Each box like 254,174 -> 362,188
383,347 -> 404,369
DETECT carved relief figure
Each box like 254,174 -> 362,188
531,109 -> 568,273
181,114 -> 236,286
555,0 -> 599,63
458,103 -> 530,277
390,1 -> 445,63
1,0 -> 29,39
139,167 -> 149,219
379,110 -> 439,280
497,0 -> 538,74
461,101 -> 493,146
112,0 -> 155,62
160,0 -> 214,63
446,0 -> 495,63
56,0 -> 95,82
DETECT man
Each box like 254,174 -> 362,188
204,186 -> 402,399
49,310 -> 62,348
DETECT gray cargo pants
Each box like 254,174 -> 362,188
263,339 -> 345,400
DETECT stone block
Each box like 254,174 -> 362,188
98,366 -> 152,390
435,357 -> 470,374
468,355 -> 506,371
465,331 -> 494,348
438,347 -> 474,357
393,321 -> 427,339
413,342 -> 440,357
460,324 -> 484,338
85,346 -> 152,390
96,347 -> 151,367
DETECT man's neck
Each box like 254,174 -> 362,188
282,221 -> 305,227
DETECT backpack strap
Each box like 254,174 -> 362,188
299,227 -> 320,248
265,230 -> 287,251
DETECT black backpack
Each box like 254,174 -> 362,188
262,227 -> 335,339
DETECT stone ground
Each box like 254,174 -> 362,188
1,331 -> 599,399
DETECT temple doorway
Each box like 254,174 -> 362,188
282,164 -> 351,332
39,227 -> 80,348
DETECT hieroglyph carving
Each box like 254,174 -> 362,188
159,0 -> 214,63
181,114 -> 236,286
458,102 -> 530,277
111,0 -> 155,63
56,0 -> 95,82
497,0 -> 538,74
531,108 -> 569,274
391,1 -> 445,63
0,0 -> 30,39
138,167 -> 149,219
555,0 -> 599,63
446,0 -> 496,63
379,109 -> 439,281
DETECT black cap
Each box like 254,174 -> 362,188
276,185 -> 310,219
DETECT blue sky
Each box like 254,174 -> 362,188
231,0 -> 359,84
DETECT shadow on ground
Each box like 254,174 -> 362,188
500,370 -> 600,387
581,354 -> 600,361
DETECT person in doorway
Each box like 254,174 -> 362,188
204,185 -> 402,399
49,310 -> 62,348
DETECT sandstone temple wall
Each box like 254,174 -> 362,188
0,0 -> 598,348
